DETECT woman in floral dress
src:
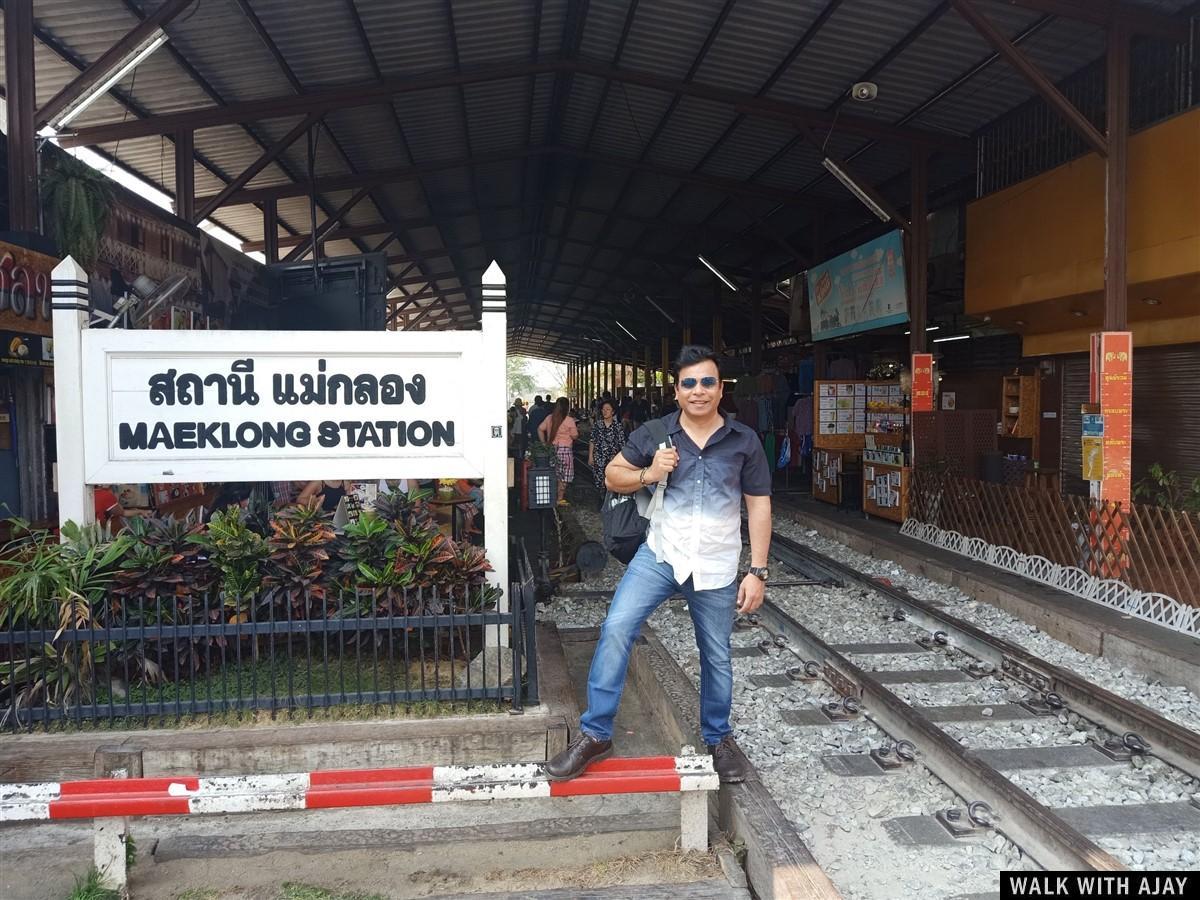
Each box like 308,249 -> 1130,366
588,399 -> 626,492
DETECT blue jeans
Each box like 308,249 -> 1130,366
580,542 -> 737,746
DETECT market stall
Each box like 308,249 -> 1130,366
812,378 -> 910,521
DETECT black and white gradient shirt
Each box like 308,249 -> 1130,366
621,412 -> 771,590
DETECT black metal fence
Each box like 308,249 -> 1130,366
1,573 -> 538,732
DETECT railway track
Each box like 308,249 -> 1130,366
747,529 -> 1200,871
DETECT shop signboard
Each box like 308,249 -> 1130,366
0,330 -> 54,368
807,230 -> 908,342
0,241 -> 57,338
80,331 -> 493,485
1095,332 -> 1133,505
911,353 -> 934,413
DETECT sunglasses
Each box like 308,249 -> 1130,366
679,376 -> 719,390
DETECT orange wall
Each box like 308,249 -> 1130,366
966,108 -> 1200,317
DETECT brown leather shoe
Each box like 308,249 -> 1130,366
708,734 -> 748,783
545,730 -> 613,781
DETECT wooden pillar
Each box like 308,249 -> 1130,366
1104,22 -> 1130,331
683,296 -> 693,345
811,212 -> 826,377
643,347 -> 652,395
711,282 -> 723,352
750,273 -> 763,375
661,336 -> 670,388
174,130 -> 195,223
263,199 -> 280,264
4,0 -> 38,231
908,149 -> 930,353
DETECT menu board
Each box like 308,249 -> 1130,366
815,380 -> 906,449
816,380 -> 866,446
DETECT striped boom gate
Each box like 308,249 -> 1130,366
1,753 -> 718,891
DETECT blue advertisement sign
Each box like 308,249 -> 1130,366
807,230 -> 909,341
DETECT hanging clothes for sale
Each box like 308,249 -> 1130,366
796,359 -> 815,395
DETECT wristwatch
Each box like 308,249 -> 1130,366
748,566 -> 769,582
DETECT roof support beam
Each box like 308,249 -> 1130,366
173,128 -> 195,222
712,12 -> 1056,268
263,199 -> 280,264
282,186 -> 372,263
57,60 -> 561,146
4,0 -> 38,231
1104,20 -> 1130,331
34,0 -> 193,129
194,111 -> 323,223
240,202 -> 752,252
1000,0 -> 1190,41
950,0 -> 1108,157
194,148 -> 546,205
195,146 -> 833,210
59,62 -> 969,153
575,62 -> 974,153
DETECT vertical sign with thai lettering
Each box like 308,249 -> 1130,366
1097,332 -> 1133,505
911,353 -> 934,413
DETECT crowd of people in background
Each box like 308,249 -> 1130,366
509,388 -> 673,507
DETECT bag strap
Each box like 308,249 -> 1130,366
642,418 -> 671,562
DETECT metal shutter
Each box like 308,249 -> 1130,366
1060,343 -> 1200,498
1060,355 -> 1090,496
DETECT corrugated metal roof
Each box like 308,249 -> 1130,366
3,0 -> 1194,354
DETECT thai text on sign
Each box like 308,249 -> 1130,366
911,353 -> 934,413
1097,332 -> 1132,505
80,330 -> 488,484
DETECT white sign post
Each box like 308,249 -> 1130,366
51,256 -> 95,531
52,255 -> 510,632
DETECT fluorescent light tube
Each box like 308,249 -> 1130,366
698,255 -> 738,291
903,326 -> 942,335
53,30 -> 169,129
932,333 -> 971,343
822,157 -> 890,223
616,320 -> 638,341
644,294 -> 676,324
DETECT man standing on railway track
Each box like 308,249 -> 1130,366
547,345 -> 772,784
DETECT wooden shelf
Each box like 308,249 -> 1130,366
1001,375 -> 1040,460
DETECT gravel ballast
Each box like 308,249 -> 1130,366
537,497 -> 1200,888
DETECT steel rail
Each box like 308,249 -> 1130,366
751,597 -> 1125,871
767,532 -> 1200,782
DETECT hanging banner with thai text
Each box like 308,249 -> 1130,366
911,353 -> 934,413
1096,331 -> 1132,505
807,230 -> 909,342
81,330 -> 489,484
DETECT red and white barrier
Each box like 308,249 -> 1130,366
0,755 -> 716,821
1,753 -> 718,890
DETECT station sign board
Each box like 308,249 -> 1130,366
80,330 -> 491,485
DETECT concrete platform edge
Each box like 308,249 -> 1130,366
630,626 -> 842,900
0,710 -> 568,784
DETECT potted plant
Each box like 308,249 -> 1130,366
41,153 -> 114,268
261,500 -> 336,618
